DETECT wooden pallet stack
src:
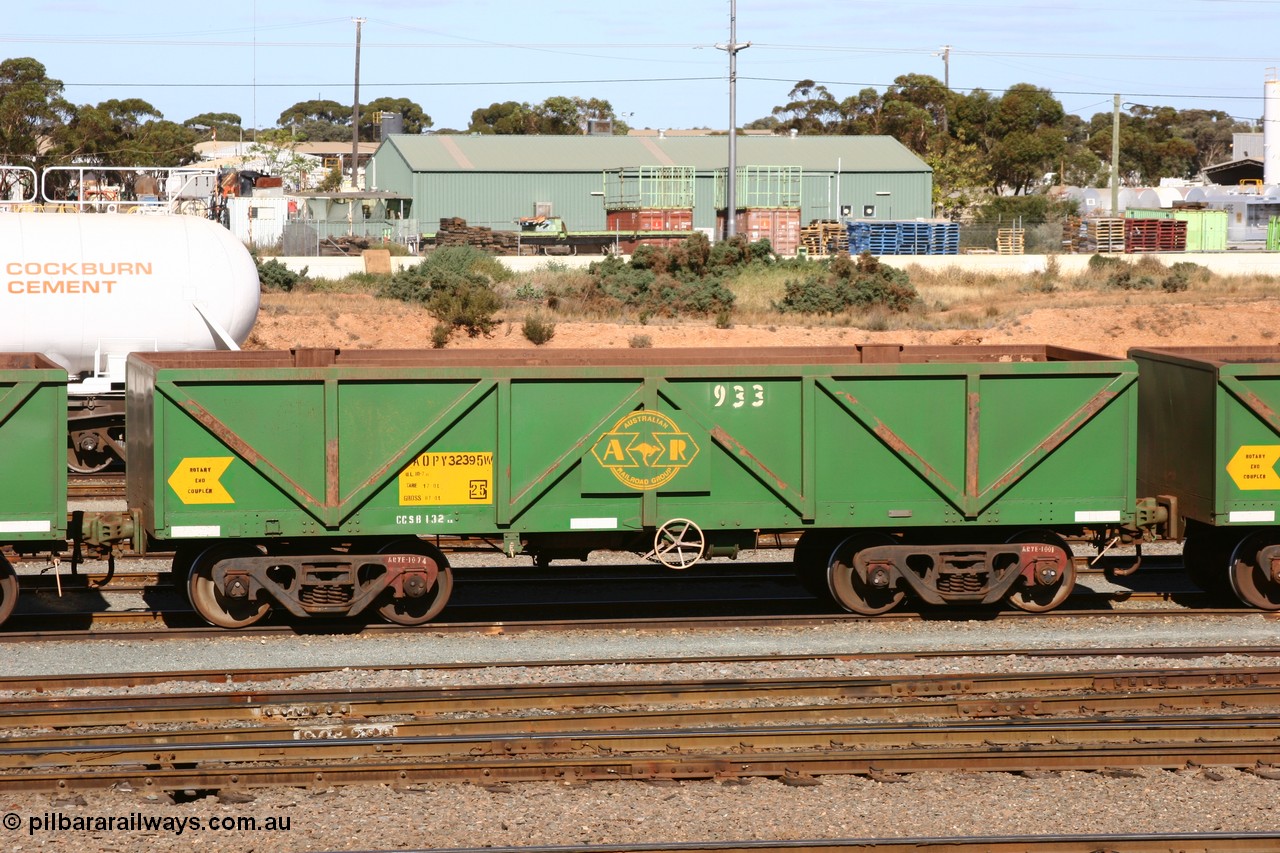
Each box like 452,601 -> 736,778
1124,218 -> 1187,253
432,217 -> 521,253
996,228 -> 1025,255
800,220 -> 849,255
1061,217 -> 1084,253
1083,218 -> 1125,253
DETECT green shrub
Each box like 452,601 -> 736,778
430,322 -> 451,349
580,253 -> 734,318
775,251 -> 918,314
513,282 -> 545,302
426,280 -> 503,337
1169,261 -> 1211,284
381,246 -> 506,336
256,257 -> 307,292
521,314 -> 556,345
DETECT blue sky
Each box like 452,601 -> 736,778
3,0 -> 1277,133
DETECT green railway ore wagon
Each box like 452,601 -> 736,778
0,354 -> 68,625
1133,346 -> 1280,609
126,346 -> 1138,627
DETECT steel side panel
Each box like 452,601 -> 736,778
1219,368 -> 1280,523
1134,347 -> 1280,527
133,352 -> 1136,541
0,358 -> 67,542
816,362 -> 1137,525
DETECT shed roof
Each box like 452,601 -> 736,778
377,134 -> 929,174
1204,157 -> 1263,186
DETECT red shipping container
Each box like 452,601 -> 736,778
731,208 -> 800,255
607,209 -> 693,232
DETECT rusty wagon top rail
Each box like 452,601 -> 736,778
131,344 -> 1125,371
1131,345 -> 1280,367
0,353 -> 65,371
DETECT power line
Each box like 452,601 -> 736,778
59,76 -> 725,89
742,76 -> 1271,104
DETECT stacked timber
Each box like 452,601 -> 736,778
321,235 -> 377,256
1124,218 -> 1187,253
1083,218 -> 1125,253
996,228 -> 1025,255
432,217 -> 520,253
1061,217 -> 1084,253
800,220 -> 849,256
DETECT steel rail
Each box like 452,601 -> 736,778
0,602 -> 1270,644
354,833 -> 1280,853
10,689 -> 1280,753
2,644 -> 1280,693
1,665 -> 1279,728
1,738 -> 1278,794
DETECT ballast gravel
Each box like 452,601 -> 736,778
3,613 -> 1280,851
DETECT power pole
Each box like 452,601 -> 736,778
351,17 -> 366,192
1111,94 -> 1121,215
716,0 -> 750,238
937,45 -> 950,134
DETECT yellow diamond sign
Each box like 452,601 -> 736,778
1227,445 -> 1280,491
168,457 -> 235,504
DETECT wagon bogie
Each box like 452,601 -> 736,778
176,537 -> 453,628
810,526 -> 1077,614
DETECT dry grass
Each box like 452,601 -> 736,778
254,257 -> 1280,347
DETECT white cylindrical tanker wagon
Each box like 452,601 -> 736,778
0,214 -> 261,471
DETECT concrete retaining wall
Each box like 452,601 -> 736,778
276,252 -> 1280,281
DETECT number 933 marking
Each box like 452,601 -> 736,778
713,383 -> 765,409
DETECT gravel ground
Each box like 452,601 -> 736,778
3,547 -> 1279,852
2,615 -> 1280,852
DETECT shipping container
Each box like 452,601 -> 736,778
1174,209 -> 1228,252
715,208 -> 801,254
606,209 -> 694,232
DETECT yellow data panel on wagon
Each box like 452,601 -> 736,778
398,452 -> 494,506
168,457 -> 235,504
1227,445 -> 1280,490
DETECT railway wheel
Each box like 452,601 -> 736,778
67,424 -> 125,473
0,555 -> 17,627
376,539 -> 453,626
1228,532 -> 1280,611
792,532 -> 837,600
1004,529 -> 1076,613
187,543 -> 270,629
827,532 -> 904,616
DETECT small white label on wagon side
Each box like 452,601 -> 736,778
171,525 -> 222,538
0,520 -> 51,533
570,517 -> 618,530
1074,510 -> 1122,523
1228,510 -> 1276,523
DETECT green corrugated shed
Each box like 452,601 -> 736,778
368,135 -> 932,236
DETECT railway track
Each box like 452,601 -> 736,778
67,473 -> 125,501
395,836 -> 1280,852
4,658 -> 1280,795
